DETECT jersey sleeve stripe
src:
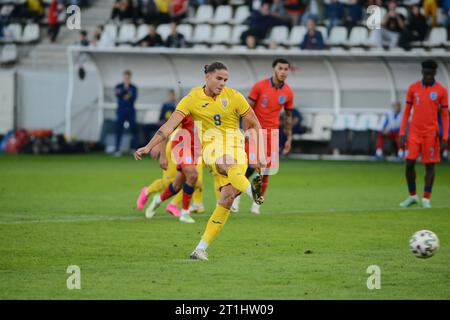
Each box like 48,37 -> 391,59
241,107 -> 251,117
406,101 -> 413,105
441,105 -> 448,109
175,109 -> 187,117
248,96 -> 256,102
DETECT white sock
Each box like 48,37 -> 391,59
196,239 -> 208,251
156,194 -> 162,205
410,194 -> 418,200
181,209 -> 189,216
246,186 -> 253,198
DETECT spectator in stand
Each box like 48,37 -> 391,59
170,0 -> 188,23
344,0 -> 363,32
325,0 -> 344,34
92,24 -> 115,48
165,22 -> 188,48
244,34 -> 257,49
241,3 -> 281,43
398,5 -> 428,50
138,0 -> 158,24
270,0 -> 292,27
209,0 -> 228,7
47,0 -> 64,43
375,102 -> 403,160
25,0 -> 45,22
443,0 -> 450,38
135,24 -> 164,47
284,0 -> 305,26
423,0 -> 437,27
111,0 -> 134,21
367,0 -> 382,5
368,0 -> 405,49
301,0 -> 324,26
76,30 -> 90,46
155,0 -> 171,24
0,13 -> 5,40
158,89 -> 177,125
301,18 -> 325,49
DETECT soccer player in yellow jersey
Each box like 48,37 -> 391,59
135,62 -> 266,260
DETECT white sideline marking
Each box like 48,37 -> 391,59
0,205 -> 449,225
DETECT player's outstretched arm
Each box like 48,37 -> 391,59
243,108 -> 267,169
159,138 -> 169,170
134,111 -> 184,160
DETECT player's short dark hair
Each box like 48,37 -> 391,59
123,70 -> 132,77
80,30 -> 87,37
204,62 -> 228,74
421,59 -> 437,70
272,58 -> 290,68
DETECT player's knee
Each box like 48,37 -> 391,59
218,187 -> 236,208
171,180 -> 183,192
216,155 -> 236,174
186,171 -> 198,185
219,195 -> 235,208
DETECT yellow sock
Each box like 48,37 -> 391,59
193,186 -> 203,205
213,178 -> 221,202
227,165 -> 251,194
146,179 -> 164,194
170,190 -> 183,206
201,205 -> 230,245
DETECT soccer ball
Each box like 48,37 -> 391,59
409,230 -> 439,259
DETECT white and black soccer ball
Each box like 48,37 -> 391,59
409,230 -> 439,259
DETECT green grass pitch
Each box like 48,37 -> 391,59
0,154 -> 449,299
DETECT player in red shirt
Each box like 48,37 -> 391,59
141,115 -> 200,223
399,60 -> 449,209
232,58 -> 294,214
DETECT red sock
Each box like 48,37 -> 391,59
423,192 -> 431,199
182,183 -> 195,211
160,183 -> 176,201
261,175 -> 269,196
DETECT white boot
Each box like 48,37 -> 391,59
231,195 -> 240,213
250,202 -> 261,215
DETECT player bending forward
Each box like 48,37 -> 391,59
135,62 -> 266,260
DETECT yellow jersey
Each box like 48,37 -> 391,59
175,86 -> 251,164
155,0 -> 171,14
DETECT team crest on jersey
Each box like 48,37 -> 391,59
430,92 -> 437,101
221,98 -> 228,107
278,95 -> 286,104
261,94 -> 269,108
